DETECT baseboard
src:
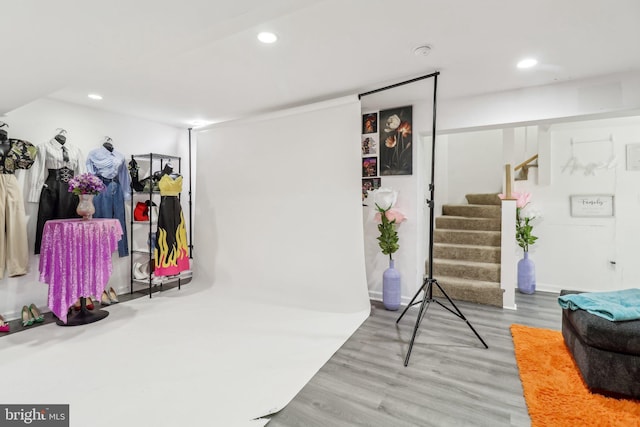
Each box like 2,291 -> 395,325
368,291 -> 415,307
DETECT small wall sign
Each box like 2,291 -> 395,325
570,195 -> 614,217
626,144 -> 640,171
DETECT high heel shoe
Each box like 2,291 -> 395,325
0,314 -> 9,333
101,290 -> 111,306
85,297 -> 95,310
21,305 -> 34,327
108,287 -> 119,303
133,261 -> 151,280
28,304 -> 44,323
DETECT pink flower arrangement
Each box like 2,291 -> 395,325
375,209 -> 407,224
498,191 -> 531,208
498,191 -> 538,252
373,188 -> 407,260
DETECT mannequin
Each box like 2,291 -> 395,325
86,137 -> 130,257
28,128 -> 84,254
0,123 -> 10,156
154,161 -> 189,277
0,122 -> 37,278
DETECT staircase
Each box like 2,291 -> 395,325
429,193 -> 503,307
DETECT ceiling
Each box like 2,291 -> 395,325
2,0 -> 640,128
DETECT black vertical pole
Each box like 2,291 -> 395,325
426,74 -> 438,300
359,71 -> 488,366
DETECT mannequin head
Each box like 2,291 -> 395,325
0,122 -> 7,142
103,137 -> 114,152
54,128 -> 67,145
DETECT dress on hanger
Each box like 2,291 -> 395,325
28,139 -> 84,254
153,174 -> 189,276
86,145 -> 131,257
0,139 -> 37,277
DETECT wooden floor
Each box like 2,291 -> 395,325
267,291 -> 562,427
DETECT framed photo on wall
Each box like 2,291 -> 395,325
362,113 -> 378,134
362,177 -> 381,201
379,105 -> 412,175
361,134 -> 378,156
362,157 -> 377,177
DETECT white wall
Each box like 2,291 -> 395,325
194,97 -> 370,313
446,129 -> 503,204
437,70 -> 640,132
1,98 -> 188,320
440,116 -> 640,294
516,116 -> 640,292
404,71 -> 640,303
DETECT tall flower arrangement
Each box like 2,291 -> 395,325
499,192 -> 539,252
373,188 -> 406,260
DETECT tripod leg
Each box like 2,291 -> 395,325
396,276 -> 428,324
433,280 -> 488,349
403,281 -> 433,366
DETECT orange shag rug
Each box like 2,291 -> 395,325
510,324 -> 640,427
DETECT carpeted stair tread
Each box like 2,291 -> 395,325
432,276 -> 503,307
434,229 -> 501,247
428,192 -> 504,307
442,204 -> 501,218
465,193 -> 502,205
435,216 -> 501,231
429,258 -> 501,282
434,242 -> 501,263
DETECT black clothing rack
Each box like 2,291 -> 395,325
359,72 -> 488,366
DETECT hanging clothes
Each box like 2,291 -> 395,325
0,139 -> 37,277
86,146 -> 131,257
153,174 -> 189,276
28,139 -> 84,254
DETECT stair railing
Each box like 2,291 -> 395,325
513,154 -> 538,181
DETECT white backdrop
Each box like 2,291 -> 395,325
195,96 -> 370,313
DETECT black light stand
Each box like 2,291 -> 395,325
359,72 -> 488,367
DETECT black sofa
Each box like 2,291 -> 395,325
560,290 -> 640,400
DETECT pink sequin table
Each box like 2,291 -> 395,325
39,218 -> 122,324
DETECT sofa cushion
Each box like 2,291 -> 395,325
560,290 -> 640,355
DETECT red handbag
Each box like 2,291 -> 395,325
134,201 -> 149,221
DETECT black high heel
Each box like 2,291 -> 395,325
128,159 -> 145,192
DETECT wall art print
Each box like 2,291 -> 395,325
379,106 -> 412,175
362,156 -> 377,177
362,177 -> 381,201
361,134 -> 378,156
362,113 -> 378,134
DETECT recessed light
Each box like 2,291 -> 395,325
190,120 -> 213,128
517,58 -> 538,69
413,45 -> 432,57
257,32 -> 278,44
88,93 -> 103,100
